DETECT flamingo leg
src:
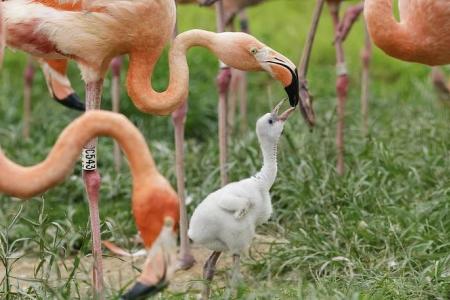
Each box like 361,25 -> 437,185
238,11 -> 249,135
226,22 -> 237,137
215,0 -> 232,187
110,57 -> 122,172
201,251 -> 222,300
82,79 -> 104,299
335,3 -> 364,43
332,3 -> 370,135
23,57 -> 34,139
361,24 -> 372,135
217,66 -> 232,187
170,19 -> 195,270
171,101 -> 195,270
329,2 -> 348,176
228,69 -> 238,137
227,11 -> 250,137
297,0 -> 324,127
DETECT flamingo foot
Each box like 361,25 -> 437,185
177,253 -> 196,270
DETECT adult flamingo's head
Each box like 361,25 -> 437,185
122,175 -> 180,299
207,32 -> 313,124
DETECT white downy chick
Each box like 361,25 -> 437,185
188,99 -> 295,258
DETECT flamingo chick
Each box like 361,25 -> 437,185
188,99 -> 295,299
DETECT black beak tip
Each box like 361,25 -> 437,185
120,281 -> 168,300
53,93 -> 85,111
284,68 -> 300,107
284,85 -> 299,107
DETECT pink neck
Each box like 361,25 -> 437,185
0,111 -> 156,198
126,30 -> 217,115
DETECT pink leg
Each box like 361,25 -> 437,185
217,66 -> 232,187
335,3 -> 364,43
329,2 -> 349,176
215,0 -> 232,187
360,24 -> 372,135
227,12 -> 249,137
83,170 -> 103,298
228,69 -> 247,136
225,22 -> 237,136
110,57 -> 122,172
228,68 -> 239,136
171,101 -> 195,270
83,80 -> 104,299
23,57 -> 34,139
238,72 -> 248,135
238,11 -> 249,134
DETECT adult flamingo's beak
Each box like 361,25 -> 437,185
120,218 -> 177,300
53,93 -> 85,111
40,59 -> 86,111
265,55 -> 315,127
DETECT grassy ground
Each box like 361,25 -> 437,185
1,1 -> 450,299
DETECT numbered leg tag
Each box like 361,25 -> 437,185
82,148 -> 97,170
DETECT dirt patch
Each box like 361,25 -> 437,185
0,234 -> 284,296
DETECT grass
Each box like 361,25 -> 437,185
1,0 -> 450,299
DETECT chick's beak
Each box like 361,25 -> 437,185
278,107 -> 296,121
121,218 -> 177,300
271,98 -> 285,116
271,98 -> 296,122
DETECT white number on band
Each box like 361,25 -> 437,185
82,148 -> 97,170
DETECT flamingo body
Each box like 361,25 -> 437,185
365,0 -> 450,65
4,0 -> 175,74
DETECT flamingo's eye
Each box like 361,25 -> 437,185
250,48 -> 258,55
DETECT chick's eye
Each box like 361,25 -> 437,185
268,119 -> 273,124
250,48 -> 258,55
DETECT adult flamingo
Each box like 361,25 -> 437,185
364,0 -> 450,66
0,110 -> 180,299
22,57 -> 85,138
3,0 -> 303,295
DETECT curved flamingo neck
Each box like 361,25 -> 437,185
126,30 -> 217,115
364,0 -> 415,62
0,111 -> 156,199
